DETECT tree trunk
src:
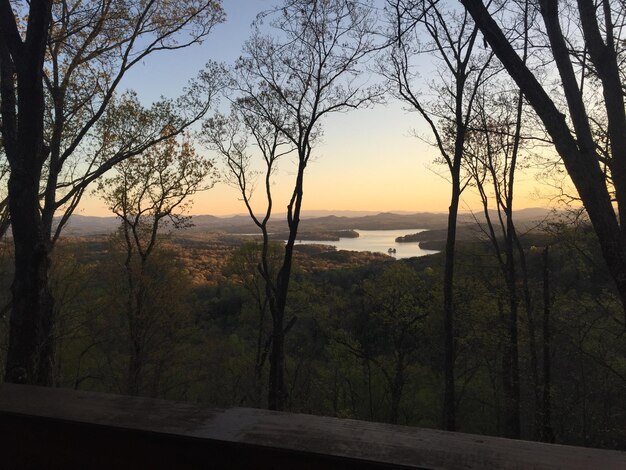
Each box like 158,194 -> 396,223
460,0 -> 626,320
267,311 -> 286,410
127,340 -> 143,396
503,276 -> 521,438
5,173 -> 55,385
390,355 -> 405,425
3,4 -> 55,383
504,224 -> 521,438
442,178 -> 460,431
266,161 -> 306,411
515,234 -> 541,438
541,246 -> 555,442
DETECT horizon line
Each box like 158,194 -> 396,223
68,207 -> 555,219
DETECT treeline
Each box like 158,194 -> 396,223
2,218 -> 622,449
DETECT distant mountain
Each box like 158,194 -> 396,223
299,210 -> 405,218
456,207 -> 554,230
62,214 -> 254,236
60,215 -> 119,235
219,210 -> 435,218
59,208 -> 554,236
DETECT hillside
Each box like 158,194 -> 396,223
59,208 -> 553,236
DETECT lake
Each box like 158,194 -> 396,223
295,228 -> 439,259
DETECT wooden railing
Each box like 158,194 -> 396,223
1,383 -> 625,469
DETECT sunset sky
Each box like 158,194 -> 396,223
78,0 -> 555,217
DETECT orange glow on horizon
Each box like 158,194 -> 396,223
76,105 -> 561,218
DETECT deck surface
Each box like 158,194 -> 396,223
1,383 -> 625,469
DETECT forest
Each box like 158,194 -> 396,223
1,0 -> 626,452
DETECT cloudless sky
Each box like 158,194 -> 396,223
78,0 -> 548,217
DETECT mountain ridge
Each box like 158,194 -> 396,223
58,208 -> 555,236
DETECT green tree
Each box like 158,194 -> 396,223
337,263 -> 429,424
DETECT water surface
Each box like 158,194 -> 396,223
295,228 -> 438,259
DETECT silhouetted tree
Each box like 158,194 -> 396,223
0,0 -> 224,385
207,0 -> 380,410
460,0 -> 626,322
98,133 -> 215,395
463,75 -> 534,437
384,0 -> 493,430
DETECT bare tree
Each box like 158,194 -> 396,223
384,0 -> 493,431
207,0 -> 379,411
459,0 -> 626,323
464,74 -> 539,437
98,132 -> 216,396
0,0 -> 224,385
207,100 -> 293,405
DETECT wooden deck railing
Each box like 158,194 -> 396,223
1,383 -> 625,469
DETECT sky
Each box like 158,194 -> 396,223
78,0 -> 553,217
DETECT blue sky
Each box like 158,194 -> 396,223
79,0 -> 545,216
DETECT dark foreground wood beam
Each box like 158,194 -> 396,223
1,383 -> 625,469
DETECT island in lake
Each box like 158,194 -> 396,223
396,225 -> 478,251
277,230 -> 359,242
